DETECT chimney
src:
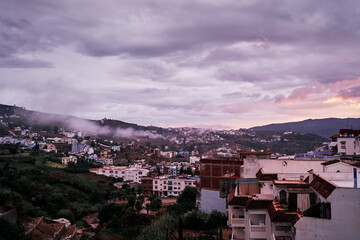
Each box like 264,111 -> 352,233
308,169 -> 314,183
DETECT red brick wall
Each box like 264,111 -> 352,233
200,158 -> 242,190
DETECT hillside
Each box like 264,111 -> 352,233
0,104 -> 166,138
219,131 -> 328,155
0,103 -> 333,154
0,151 -> 112,222
250,118 -> 360,138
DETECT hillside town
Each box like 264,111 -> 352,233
1,110 -> 360,240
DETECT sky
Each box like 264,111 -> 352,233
1,0 -> 360,129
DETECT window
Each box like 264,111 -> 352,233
341,141 -> 346,149
279,190 -> 287,204
275,226 -> 291,232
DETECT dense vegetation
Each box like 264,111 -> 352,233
220,131 -> 329,155
0,149 -> 227,240
0,151 -> 112,235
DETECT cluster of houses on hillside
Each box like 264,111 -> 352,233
88,159 -> 199,198
2,122 -> 360,239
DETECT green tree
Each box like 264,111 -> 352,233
0,218 -> 25,240
177,186 -> 198,212
138,195 -> 145,204
145,203 -> 151,214
90,188 -> 102,203
9,144 -> 19,157
204,210 -> 227,230
183,210 -> 207,230
149,196 -> 162,211
136,185 -> 142,195
137,213 -> 177,240
135,200 -> 143,212
127,195 -> 136,207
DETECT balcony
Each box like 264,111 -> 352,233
250,225 -> 266,232
231,216 -> 245,227
231,231 -> 245,240
249,219 -> 267,239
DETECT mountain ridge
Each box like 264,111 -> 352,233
2,103 -> 359,138
0,103 -> 165,137
250,118 -> 360,137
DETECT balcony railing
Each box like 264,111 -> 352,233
250,226 -> 266,232
232,217 -> 245,226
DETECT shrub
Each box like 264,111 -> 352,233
183,210 -> 207,230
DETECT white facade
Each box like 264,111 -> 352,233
189,156 -> 200,163
198,189 -> 227,213
111,146 -> 121,152
337,137 -> 360,155
90,166 -> 149,183
153,177 -> 197,197
295,187 -> 360,240
228,160 -> 360,240
103,158 -> 113,165
85,147 -> 94,154
227,193 -> 295,240
320,161 -> 360,188
169,165 -> 179,176
243,158 -> 326,179
245,209 -> 273,240
61,156 -> 77,165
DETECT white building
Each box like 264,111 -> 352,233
103,158 -> 113,165
153,177 -> 197,197
227,157 -> 360,240
61,156 -> 77,165
243,157 -> 329,179
63,131 -> 76,138
42,143 -> 57,153
295,170 -> 360,240
329,129 -> 360,156
111,146 -> 121,152
169,165 -> 180,176
85,146 -> 94,154
189,156 -> 200,163
89,166 -> 149,183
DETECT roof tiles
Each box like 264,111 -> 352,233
309,174 -> 336,199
